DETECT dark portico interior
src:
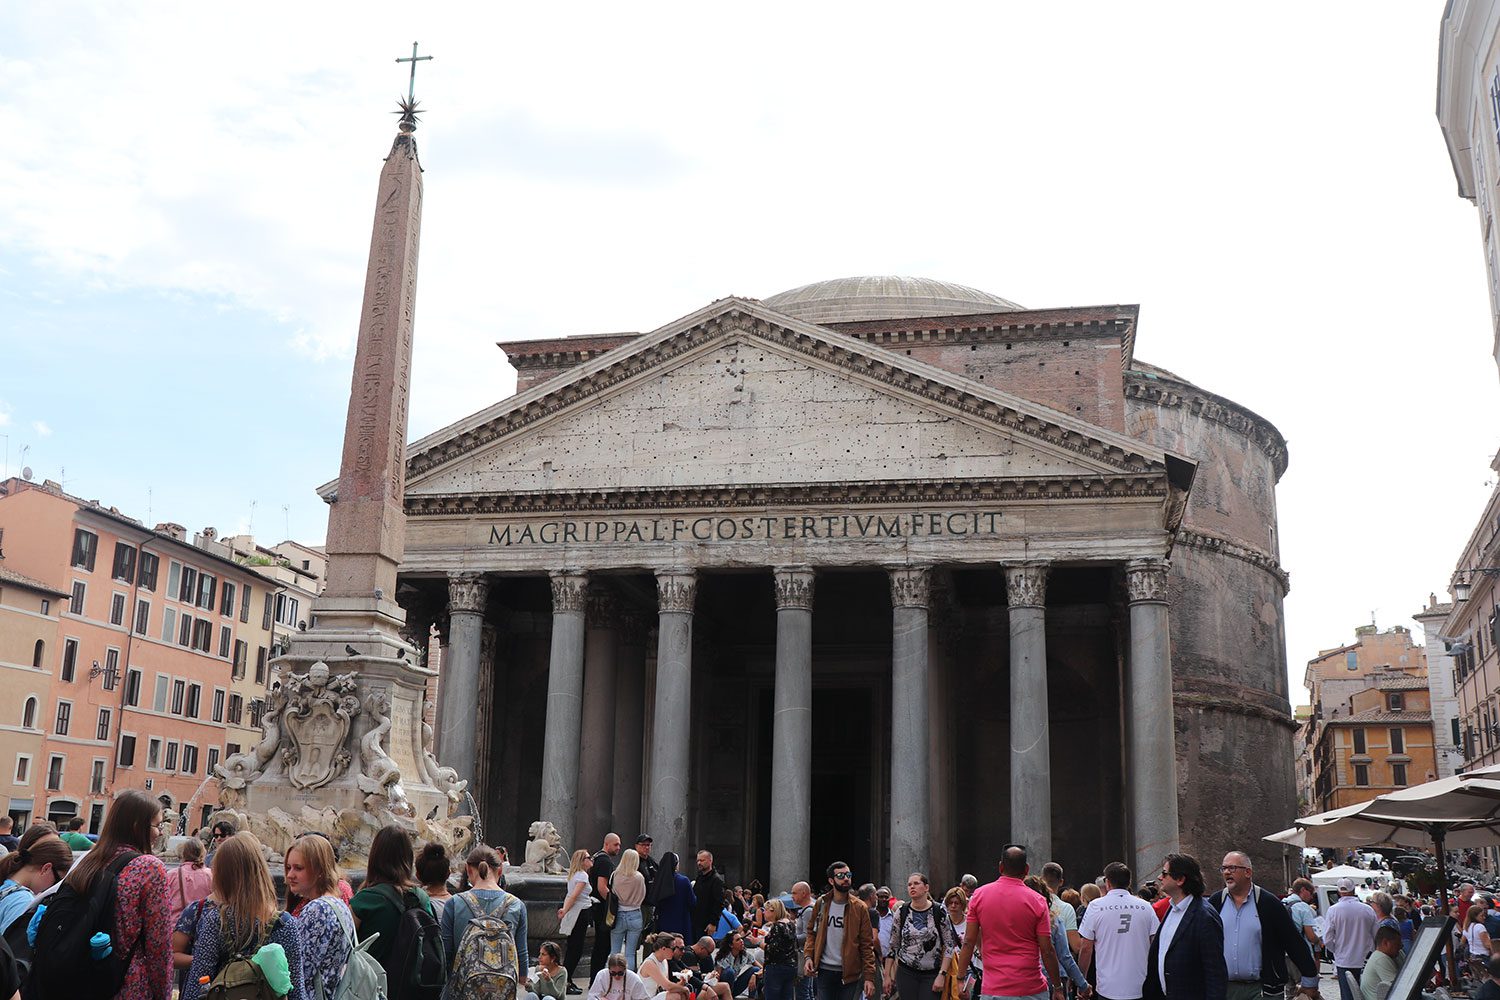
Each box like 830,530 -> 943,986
409,562 -> 1129,889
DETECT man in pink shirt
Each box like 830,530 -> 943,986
955,845 -> 1063,1000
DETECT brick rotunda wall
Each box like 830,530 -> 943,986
1125,365 -> 1295,884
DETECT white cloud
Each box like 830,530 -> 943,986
31,421 -> 50,437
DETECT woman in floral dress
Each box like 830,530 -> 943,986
58,788 -> 172,1000
285,834 -> 354,999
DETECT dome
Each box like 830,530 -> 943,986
763,275 -> 1023,325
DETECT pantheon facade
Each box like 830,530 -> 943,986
370,277 -> 1294,890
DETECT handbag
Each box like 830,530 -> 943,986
606,882 -> 619,928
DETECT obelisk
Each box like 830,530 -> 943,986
219,98 -> 453,829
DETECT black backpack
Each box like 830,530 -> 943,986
25,849 -> 141,1000
373,884 -> 446,1000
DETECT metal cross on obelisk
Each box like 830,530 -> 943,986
396,41 -> 432,102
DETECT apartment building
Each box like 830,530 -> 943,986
0,478 -> 275,832
1312,673 -> 1437,811
0,566 -> 67,827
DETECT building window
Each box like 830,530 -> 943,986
133,599 -> 150,636
39,599 -> 48,616
117,734 -> 136,767
218,625 -> 231,659
233,641 -> 247,680
61,639 -> 77,682
54,701 -> 70,736
1388,692 -> 1404,711
212,688 -> 225,723
240,585 -> 251,624
1353,729 -> 1367,754
1345,650 -> 1357,670
21,698 -> 36,730
124,668 -> 142,707
89,759 -> 106,795
45,756 -> 62,791
170,679 -> 185,716
1393,763 -> 1408,786
108,593 -> 125,626
178,566 -> 197,604
196,574 -> 216,611
161,607 -> 176,643
178,613 -> 192,647
255,647 -> 267,684
147,738 -> 161,770
13,756 -> 29,785
192,618 -> 212,653
1354,764 -> 1370,786
1454,717 -> 1463,747
71,529 -> 98,571
96,708 -> 111,742
167,561 -> 181,599
262,592 -> 273,630
181,744 -> 198,775
69,581 -> 85,616
138,551 -> 159,592
152,675 -> 168,714
102,648 -> 119,690
186,684 -> 201,719
220,581 -> 235,618
163,742 -> 178,771
275,594 -> 300,628
249,699 -> 265,728
110,543 -> 136,584
207,747 -> 220,774
31,640 -> 44,669
228,694 -> 244,726
1390,728 -> 1405,754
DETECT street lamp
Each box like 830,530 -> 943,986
1452,566 -> 1500,601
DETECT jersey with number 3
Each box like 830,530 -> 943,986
1078,888 -> 1158,1000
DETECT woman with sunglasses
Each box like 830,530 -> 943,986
588,953 -> 649,1000
206,820 -> 236,866
640,933 -> 692,998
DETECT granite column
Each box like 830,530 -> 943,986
576,586 -> 619,849
646,570 -> 696,857
437,572 -> 488,791
889,566 -> 931,887
540,570 -> 588,853
1126,558 -> 1179,874
770,566 -> 815,893
1006,563 -> 1051,861
611,612 -> 649,840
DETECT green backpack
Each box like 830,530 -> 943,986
204,914 -> 286,1000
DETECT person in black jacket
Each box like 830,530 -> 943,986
694,850 -> 726,938
1206,852 -> 1319,1000
1144,853 -> 1226,1000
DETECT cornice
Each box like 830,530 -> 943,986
1174,690 -> 1299,731
1176,529 -> 1290,594
403,308 -> 1164,486
1125,371 -> 1288,480
406,475 -> 1167,517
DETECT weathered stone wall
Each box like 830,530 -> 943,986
1123,367 -> 1294,884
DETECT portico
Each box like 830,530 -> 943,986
371,293 -> 1197,887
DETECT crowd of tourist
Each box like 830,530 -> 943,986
0,801 -> 1489,1000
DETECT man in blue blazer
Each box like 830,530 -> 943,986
1143,853 -> 1227,1000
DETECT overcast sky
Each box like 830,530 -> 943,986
2,3 -> 1494,703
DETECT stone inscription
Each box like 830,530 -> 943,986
487,510 -> 1004,546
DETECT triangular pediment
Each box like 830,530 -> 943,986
325,298 -> 1176,503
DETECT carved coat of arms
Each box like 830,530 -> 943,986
281,661 -> 361,790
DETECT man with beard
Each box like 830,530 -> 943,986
636,835 -> 659,930
592,832 -> 623,981
803,862 -> 877,1000
695,850 -> 727,938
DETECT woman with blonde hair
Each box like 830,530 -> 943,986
561,848 -> 595,984
760,898 -> 799,1000
285,833 -> 353,999
183,832 -> 309,1000
609,848 -> 647,970
169,836 -> 212,927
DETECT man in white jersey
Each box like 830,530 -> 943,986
1078,862 -> 1158,1000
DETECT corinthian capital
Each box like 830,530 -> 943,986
447,572 -> 489,615
550,571 -> 589,614
773,566 -> 816,611
1004,563 -> 1049,609
656,570 -> 698,615
1125,559 -> 1171,605
889,566 -> 931,610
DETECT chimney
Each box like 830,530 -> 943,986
155,522 -> 187,541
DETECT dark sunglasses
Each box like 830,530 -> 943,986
832,872 -> 852,881
611,972 -> 625,978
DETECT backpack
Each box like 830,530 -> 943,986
203,930 -> 280,1000
317,930 -> 389,1000
764,919 -> 797,965
25,849 -> 141,1000
449,891 -> 521,1000
373,884 -> 446,1000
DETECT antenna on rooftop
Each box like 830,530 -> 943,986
283,504 -> 290,541
248,500 -> 256,536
